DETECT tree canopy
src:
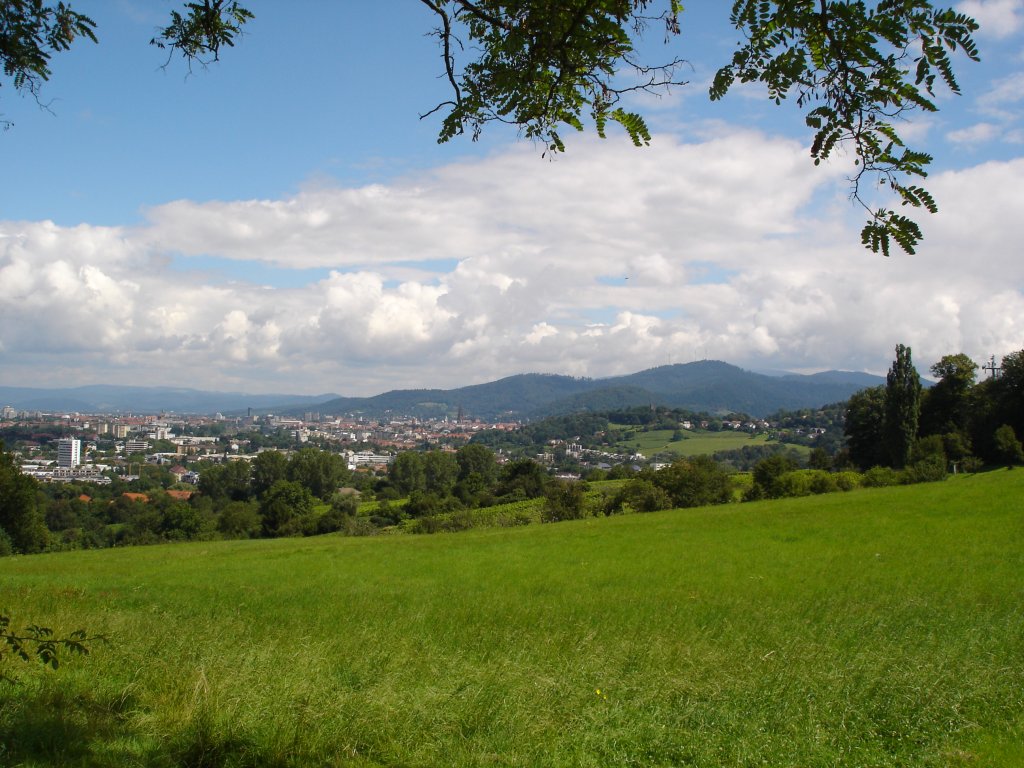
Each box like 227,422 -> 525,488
0,1 -> 979,255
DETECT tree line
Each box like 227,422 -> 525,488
844,347 -> 1024,473
3,346 -> 1022,555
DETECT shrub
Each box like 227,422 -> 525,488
959,456 -> 984,474
901,455 -> 947,484
994,424 -> 1024,467
807,470 -> 839,495
657,456 -> 732,508
750,454 -> 801,499
0,528 -> 12,557
833,471 -> 862,491
862,466 -> 900,487
542,480 -> 588,522
608,478 -> 672,515
773,471 -> 813,498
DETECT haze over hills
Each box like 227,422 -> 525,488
311,361 -> 886,419
0,385 -> 338,416
0,362 -> 886,419
2,363 -> 886,419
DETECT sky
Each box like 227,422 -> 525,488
1,1 -> 1022,398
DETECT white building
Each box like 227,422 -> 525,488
56,438 -> 81,468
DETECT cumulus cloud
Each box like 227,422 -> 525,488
947,121 -> 1002,144
1,133 -> 1022,396
958,0 -> 1024,39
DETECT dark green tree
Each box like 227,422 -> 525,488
259,480 -> 314,537
607,477 -> 670,514
991,350 -> 1024,439
496,458 -> 548,500
655,456 -> 732,508
455,444 -> 498,485
885,344 -> 922,469
288,447 -> 348,500
251,450 -> 289,499
453,445 -> 498,506
993,425 -> 1024,468
920,353 -> 978,437
541,479 -> 587,522
217,500 -> 261,538
807,447 -> 833,471
844,386 -> 888,470
389,452 -> 426,496
748,453 -> 801,500
422,450 -> 459,496
197,460 -> 252,504
0,442 -> 49,554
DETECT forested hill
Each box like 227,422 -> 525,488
312,362 -> 885,420
0,363 -> 886,418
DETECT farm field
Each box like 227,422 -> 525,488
609,427 -> 804,458
1,471 -> 1023,767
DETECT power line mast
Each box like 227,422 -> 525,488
982,355 -> 1002,380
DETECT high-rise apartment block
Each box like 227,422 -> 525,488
57,438 -> 82,468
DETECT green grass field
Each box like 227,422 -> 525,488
2,471 -> 1022,767
608,428 -> 802,459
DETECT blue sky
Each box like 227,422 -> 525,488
1,1 -> 1022,397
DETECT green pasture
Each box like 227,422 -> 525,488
2,471 -> 1023,767
608,428 -> 800,458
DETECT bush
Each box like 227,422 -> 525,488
750,454 -> 801,499
833,471 -> 862,491
901,456 -> 947,484
607,478 -> 672,515
959,456 -> 984,474
657,456 -> 732,508
994,424 -> 1024,467
807,470 -> 839,495
862,466 -> 900,487
772,471 -> 813,498
541,480 -> 588,522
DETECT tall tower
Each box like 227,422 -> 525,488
57,438 -> 81,468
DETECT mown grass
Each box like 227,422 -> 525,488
1,471 -> 1022,766
609,428 -> 797,459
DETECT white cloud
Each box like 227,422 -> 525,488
958,0 -> 1024,39
1,134 -> 1022,396
947,121 -> 1002,144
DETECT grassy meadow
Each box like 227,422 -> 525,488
608,428 -> 800,459
2,471 -> 1023,766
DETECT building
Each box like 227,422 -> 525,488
56,438 -> 81,468
125,439 -> 149,454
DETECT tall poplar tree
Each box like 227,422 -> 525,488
884,344 -> 922,468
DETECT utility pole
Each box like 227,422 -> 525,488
982,355 -> 1002,380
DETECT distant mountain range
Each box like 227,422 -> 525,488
0,362 -> 886,419
311,361 -> 885,419
0,362 -> 880,421
0,385 -> 337,416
